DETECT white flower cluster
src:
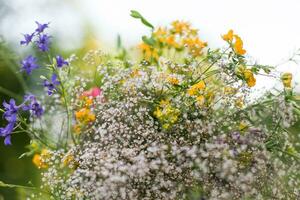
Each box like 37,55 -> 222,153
38,59 -> 300,200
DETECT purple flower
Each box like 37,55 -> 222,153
35,21 -> 49,33
0,98 -> 20,146
36,34 -> 51,52
23,95 -> 44,118
43,74 -> 60,95
4,134 -> 12,146
20,55 -> 39,75
0,123 -> 15,145
2,99 -> 19,123
56,55 -> 69,68
20,33 -> 35,46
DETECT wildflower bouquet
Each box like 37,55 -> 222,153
1,11 -> 300,199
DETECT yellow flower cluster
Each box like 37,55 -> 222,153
139,21 -> 207,61
153,100 -> 180,129
167,76 -> 180,85
73,97 -> 96,134
187,80 -> 206,96
32,149 -> 51,169
222,29 -> 246,55
138,43 -> 159,61
236,66 -> 256,87
187,80 -> 213,106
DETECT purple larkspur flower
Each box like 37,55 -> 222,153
43,74 -> 60,95
20,55 -> 39,75
0,99 -> 20,145
0,123 -> 15,145
23,94 -> 44,118
36,34 -> 51,52
56,55 -> 69,68
20,33 -> 35,46
2,99 -> 19,123
35,21 -> 49,33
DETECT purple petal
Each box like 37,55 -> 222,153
4,135 -> 11,145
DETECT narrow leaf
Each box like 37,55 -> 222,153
130,10 -> 154,29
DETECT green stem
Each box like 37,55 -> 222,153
0,180 -> 50,195
0,86 -> 23,101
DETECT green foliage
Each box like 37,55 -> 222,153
130,10 -> 154,30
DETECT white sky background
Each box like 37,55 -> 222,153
1,0 -> 300,92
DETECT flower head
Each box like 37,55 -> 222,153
20,56 -> 39,75
3,99 -> 19,122
0,123 -> 15,145
36,34 -> 51,52
23,95 -> 44,118
82,87 -> 102,98
35,21 -> 49,33
243,69 -> 256,87
56,55 -> 69,68
20,33 -> 35,46
281,72 -> 293,88
43,74 -> 60,95
0,99 -> 20,145
233,35 -> 246,55
187,80 -> 206,96
222,29 -> 234,42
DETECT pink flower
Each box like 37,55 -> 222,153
82,87 -> 102,98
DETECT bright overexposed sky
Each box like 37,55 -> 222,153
1,0 -> 300,91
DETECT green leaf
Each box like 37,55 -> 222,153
117,35 -> 121,49
130,10 -> 154,29
142,36 -> 156,46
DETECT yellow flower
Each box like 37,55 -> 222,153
235,97 -> 244,108
153,27 -> 167,43
153,107 -> 163,118
239,121 -> 248,131
183,37 -> 207,57
222,29 -> 234,42
243,69 -> 256,87
32,149 -> 50,169
73,124 -> 81,135
154,100 -> 180,130
167,76 -> 179,85
171,20 -> 190,34
196,95 -> 205,106
187,80 -> 206,96
233,35 -> 246,55
224,87 -> 237,95
159,99 -> 170,106
138,43 -> 159,61
281,72 -> 293,88
62,154 -> 75,167
165,35 -> 180,48
75,108 -> 96,124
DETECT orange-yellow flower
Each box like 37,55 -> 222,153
153,27 -> 167,43
233,35 -> 246,55
75,108 -> 96,124
183,37 -> 207,57
243,69 -> 256,87
196,95 -> 205,106
281,72 -> 293,88
167,76 -> 179,85
222,29 -> 234,42
32,149 -> 50,169
165,35 -> 180,48
138,43 -> 159,61
187,80 -> 206,96
171,20 -> 190,34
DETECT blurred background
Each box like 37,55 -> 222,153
0,0 -> 300,199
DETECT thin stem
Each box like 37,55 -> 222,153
0,86 -> 23,101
